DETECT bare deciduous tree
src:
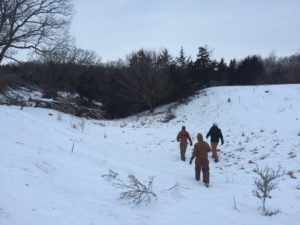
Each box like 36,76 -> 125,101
252,164 -> 284,215
0,0 -> 73,64
40,45 -> 102,66
117,49 -> 171,113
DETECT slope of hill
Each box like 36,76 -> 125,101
1,84 -> 300,225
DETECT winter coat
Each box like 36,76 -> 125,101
190,135 -> 211,165
177,130 -> 192,145
206,125 -> 224,144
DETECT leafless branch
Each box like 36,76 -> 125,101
102,169 -> 119,182
167,181 -> 190,191
0,0 -> 73,63
113,174 -> 157,206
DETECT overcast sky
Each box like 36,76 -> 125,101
71,0 -> 300,62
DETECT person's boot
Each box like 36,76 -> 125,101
205,183 -> 209,188
214,158 -> 219,163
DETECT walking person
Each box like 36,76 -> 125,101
189,133 -> 211,187
206,123 -> 224,162
176,126 -> 192,161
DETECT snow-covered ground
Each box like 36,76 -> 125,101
1,84 -> 300,225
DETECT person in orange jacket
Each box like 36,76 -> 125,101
176,126 -> 192,161
190,133 -> 211,187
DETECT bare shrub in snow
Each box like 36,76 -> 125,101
161,111 -> 176,123
57,112 -> 63,121
78,118 -> 86,132
113,175 -> 156,206
70,119 -> 77,129
252,164 -> 284,215
102,169 -> 119,182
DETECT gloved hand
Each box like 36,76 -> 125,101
189,159 -> 192,165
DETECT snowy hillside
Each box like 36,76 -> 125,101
1,84 -> 300,225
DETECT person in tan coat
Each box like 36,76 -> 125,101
189,133 -> 211,187
176,126 -> 192,161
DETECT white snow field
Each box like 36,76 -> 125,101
1,84 -> 300,225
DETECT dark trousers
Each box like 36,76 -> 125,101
195,158 -> 209,183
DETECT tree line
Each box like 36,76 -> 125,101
1,46 -> 300,118
1,1 -> 299,118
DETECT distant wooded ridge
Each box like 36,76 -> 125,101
1,46 -> 300,118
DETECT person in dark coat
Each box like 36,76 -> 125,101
190,133 -> 211,187
206,123 -> 224,162
176,126 -> 192,161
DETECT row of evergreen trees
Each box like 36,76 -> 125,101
0,46 -> 299,118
